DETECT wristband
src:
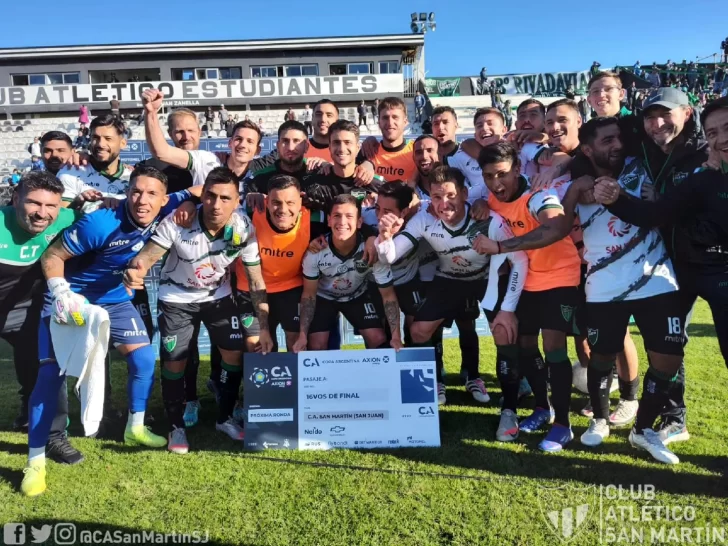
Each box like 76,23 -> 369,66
496,241 -> 502,255
47,277 -> 70,298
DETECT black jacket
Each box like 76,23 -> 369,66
608,166 -> 728,272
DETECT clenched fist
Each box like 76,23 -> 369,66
378,212 -> 404,241
141,89 -> 164,114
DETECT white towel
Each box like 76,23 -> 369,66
50,304 -> 109,437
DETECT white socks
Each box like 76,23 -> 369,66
28,447 -> 46,466
129,411 -> 145,427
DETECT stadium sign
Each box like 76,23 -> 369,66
0,74 -> 403,106
470,70 -> 590,97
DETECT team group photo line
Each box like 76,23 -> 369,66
3,71 -> 727,498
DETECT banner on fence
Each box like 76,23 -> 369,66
424,77 -> 461,97
471,70 -> 590,97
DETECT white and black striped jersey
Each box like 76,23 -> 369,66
576,157 -> 678,302
376,206 -> 529,312
58,164 -> 131,213
362,205 -> 435,286
152,205 -> 259,303
519,143 -> 546,178
445,148 -> 489,200
302,232 -> 393,301
186,150 -> 222,187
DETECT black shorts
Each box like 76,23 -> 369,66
586,291 -> 685,356
482,273 -> 510,324
394,277 -> 425,318
158,297 -> 243,361
516,286 -> 580,336
237,286 -> 303,337
310,292 -> 383,334
415,276 -> 485,326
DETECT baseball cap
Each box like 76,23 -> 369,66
643,88 -> 689,111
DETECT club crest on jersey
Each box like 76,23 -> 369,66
621,172 -> 640,192
587,328 -> 599,346
241,313 -> 255,328
44,233 -> 56,244
162,335 -> 177,353
132,241 -> 144,252
561,305 -> 574,322
354,259 -> 369,274
672,171 -> 691,186
465,223 -> 488,245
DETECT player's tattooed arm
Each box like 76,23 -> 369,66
496,209 -> 572,253
41,239 -> 75,280
379,286 -> 403,351
293,279 -> 318,353
244,262 -> 274,354
244,263 -> 269,326
123,242 -> 168,294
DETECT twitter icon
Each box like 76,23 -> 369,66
31,524 -> 52,543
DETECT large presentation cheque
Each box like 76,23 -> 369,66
243,348 -> 441,451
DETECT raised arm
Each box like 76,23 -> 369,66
374,212 -> 419,264
142,89 -> 190,169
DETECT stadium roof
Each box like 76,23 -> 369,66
0,34 -> 424,60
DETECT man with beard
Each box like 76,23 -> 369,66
40,132 -> 73,176
540,99 -> 640,425
22,166 -> 198,496
125,167 -> 270,454
476,143 -> 583,452
595,97 -> 728,371
1,172 -> 81,464
59,116 -> 157,424
143,89 -> 268,192
137,106 -> 222,428
235,174 -> 329,354
375,166 -> 526,408
591,87 -> 705,440
247,121 -> 313,194
564,118 -> 684,463
57,115 -> 130,212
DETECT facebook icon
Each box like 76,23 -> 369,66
3,523 -> 25,545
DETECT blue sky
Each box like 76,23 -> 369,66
1,0 -> 725,76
